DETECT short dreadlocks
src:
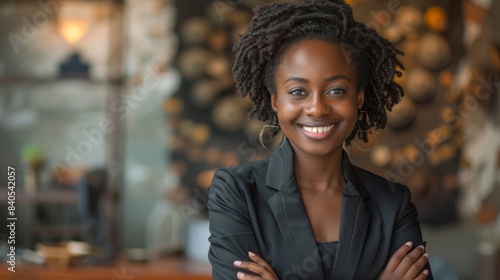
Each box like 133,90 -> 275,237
232,0 -> 405,144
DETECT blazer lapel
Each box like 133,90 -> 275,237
330,180 -> 371,279
266,139 -> 324,279
266,140 -> 370,280
330,152 -> 371,279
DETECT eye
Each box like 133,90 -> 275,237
289,89 -> 306,96
327,88 -> 346,95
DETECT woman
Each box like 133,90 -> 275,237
208,0 -> 433,279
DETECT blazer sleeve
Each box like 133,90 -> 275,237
207,169 -> 261,279
388,184 -> 434,280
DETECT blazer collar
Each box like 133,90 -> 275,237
265,137 -> 370,198
266,138 -> 371,279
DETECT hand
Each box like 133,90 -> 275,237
377,241 -> 429,280
233,251 -> 279,280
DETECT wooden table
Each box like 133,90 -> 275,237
0,257 -> 212,280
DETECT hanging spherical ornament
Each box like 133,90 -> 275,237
395,6 -> 425,40
417,34 -> 452,70
437,143 -> 456,162
383,24 -> 404,44
190,79 -> 221,109
180,17 -> 211,45
387,98 -> 417,129
403,144 -> 423,164
428,151 -> 441,166
405,67 -> 437,102
206,55 -> 231,79
178,48 -> 211,80
164,97 -> 183,115
439,70 -> 454,89
424,6 -> 448,33
190,123 -> 211,146
212,96 -> 247,132
370,144 -> 392,167
208,29 -> 229,53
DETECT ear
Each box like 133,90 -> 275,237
357,90 -> 365,109
271,94 -> 278,112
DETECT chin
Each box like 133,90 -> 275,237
291,138 -> 344,158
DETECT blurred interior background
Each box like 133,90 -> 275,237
0,0 -> 499,279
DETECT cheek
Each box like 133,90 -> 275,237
276,106 -> 297,128
275,94 -> 299,119
334,99 -> 359,119
279,101 -> 301,115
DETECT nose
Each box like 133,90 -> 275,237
304,93 -> 332,118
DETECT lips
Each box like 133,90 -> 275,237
298,123 -> 337,139
302,125 -> 334,133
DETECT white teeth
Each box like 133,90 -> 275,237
302,125 -> 334,134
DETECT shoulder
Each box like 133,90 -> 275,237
213,158 -> 269,184
353,165 -> 412,209
209,158 -> 270,199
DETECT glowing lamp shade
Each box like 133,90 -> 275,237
58,20 -> 88,44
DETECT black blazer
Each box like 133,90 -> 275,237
208,139 -> 433,279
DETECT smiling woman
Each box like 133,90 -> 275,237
271,41 -> 360,158
208,1 -> 433,280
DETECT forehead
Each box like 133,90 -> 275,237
276,39 -> 355,77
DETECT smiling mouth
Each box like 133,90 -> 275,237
301,125 -> 335,133
298,124 -> 336,139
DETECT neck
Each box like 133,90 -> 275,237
292,147 -> 345,193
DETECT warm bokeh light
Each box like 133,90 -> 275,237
58,20 -> 88,44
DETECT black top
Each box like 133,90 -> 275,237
317,241 -> 339,279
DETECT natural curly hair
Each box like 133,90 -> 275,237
232,0 -> 405,144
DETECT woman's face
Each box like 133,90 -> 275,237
271,39 -> 364,158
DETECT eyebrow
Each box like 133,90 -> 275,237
284,75 -> 351,83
